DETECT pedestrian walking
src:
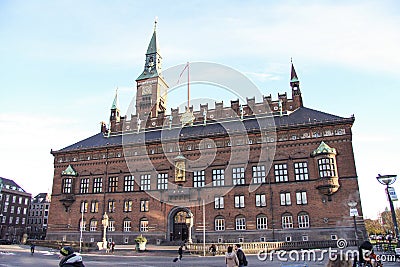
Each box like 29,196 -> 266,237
111,241 -> 115,253
225,246 -> 239,267
178,245 -> 183,261
234,244 -> 248,267
209,244 -> 217,256
352,241 -> 373,267
59,246 -> 85,267
30,243 -> 35,255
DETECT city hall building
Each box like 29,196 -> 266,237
47,24 -> 365,245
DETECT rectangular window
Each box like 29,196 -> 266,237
235,217 -> 246,230
108,177 -> 118,192
123,220 -> 131,232
80,201 -> 88,213
140,200 -> 149,212
124,200 -> 133,212
214,196 -> 224,209
25,198 -> 29,205
234,195 -> 245,208
215,218 -> 225,231
232,167 -> 245,185
90,201 -> 99,213
17,207 -> 21,214
124,175 -> 135,192
15,217 -> 20,224
157,173 -> 168,190
274,163 -> 288,182
212,169 -> 224,186
294,162 -> 309,181
193,170 -> 205,187
12,196 -> 16,203
256,194 -> 266,207
93,178 -> 103,193
282,215 -> 293,229
62,178 -> 72,194
3,202 -> 8,212
140,220 -> 149,232
318,158 -> 336,177
296,191 -> 308,205
252,165 -> 266,184
22,218 -> 25,225
108,200 -> 115,213
140,174 -> 151,190
18,197 -> 22,204
280,192 -> 291,206
23,208 -> 27,215
80,178 -> 89,194
10,206 -> 14,213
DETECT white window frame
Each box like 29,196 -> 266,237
235,217 -> 246,230
140,174 -> 151,190
232,167 -> 245,185
140,219 -> 149,232
294,162 -> 309,181
193,170 -> 205,187
123,220 -> 131,232
274,163 -> 288,182
157,173 -> 168,190
252,165 -> 266,184
234,195 -> 245,208
214,196 -> 224,209
256,194 -> 266,207
280,192 -> 291,206
282,214 -> 293,229
257,215 -> 268,230
212,169 -> 225,186
215,217 -> 225,231
298,213 -> 310,228
296,191 -> 308,205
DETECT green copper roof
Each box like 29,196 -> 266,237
146,29 -> 159,54
62,164 -> 78,176
136,69 -> 160,81
311,141 -> 337,157
174,154 -> 186,161
111,89 -> 119,110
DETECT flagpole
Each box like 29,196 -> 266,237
203,199 -> 205,256
187,62 -> 190,111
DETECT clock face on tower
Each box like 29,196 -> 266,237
141,85 -> 152,95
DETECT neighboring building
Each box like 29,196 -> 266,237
47,24 -> 366,245
27,193 -> 51,240
0,177 -> 31,242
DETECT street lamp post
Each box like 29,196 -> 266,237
348,200 -> 359,244
101,212 -> 109,250
376,174 -> 400,247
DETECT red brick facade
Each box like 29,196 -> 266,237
47,27 -> 365,245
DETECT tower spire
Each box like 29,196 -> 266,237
136,21 -> 162,81
290,59 -> 303,107
290,59 -> 299,88
111,87 -> 119,110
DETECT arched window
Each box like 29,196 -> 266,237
79,218 -> 86,231
140,218 -> 149,232
298,212 -> 310,228
235,215 -> 246,230
89,219 -> 97,232
108,219 -> 115,231
123,219 -> 131,232
281,213 -> 293,229
214,216 -> 225,231
256,214 -> 268,230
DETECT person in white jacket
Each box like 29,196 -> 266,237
225,246 -> 239,267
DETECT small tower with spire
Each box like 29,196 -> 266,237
290,59 -> 303,108
135,19 -> 169,119
110,88 -> 120,132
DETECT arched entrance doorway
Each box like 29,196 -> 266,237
167,207 -> 193,242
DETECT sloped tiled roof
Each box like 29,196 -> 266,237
55,107 -> 352,153
0,177 -> 26,193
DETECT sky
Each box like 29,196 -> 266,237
0,0 -> 399,220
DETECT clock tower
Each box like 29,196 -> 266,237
136,21 -> 168,119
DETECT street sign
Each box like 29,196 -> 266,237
350,208 -> 359,216
387,187 -> 398,201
